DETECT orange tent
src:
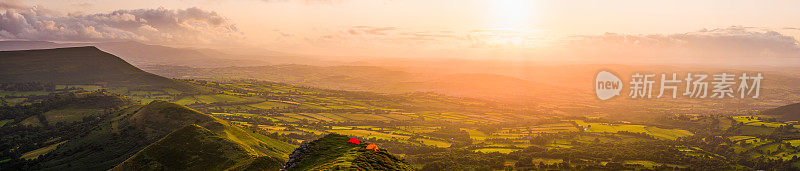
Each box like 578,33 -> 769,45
366,143 -> 378,151
348,138 -> 360,144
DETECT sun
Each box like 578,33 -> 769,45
489,0 -> 534,30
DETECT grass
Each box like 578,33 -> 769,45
417,138 -> 452,148
573,120 -> 692,139
755,143 -> 782,154
645,126 -> 694,140
211,112 -> 257,118
787,139 -> 800,147
747,121 -> 787,128
731,116 -> 787,128
116,124 -> 272,170
19,116 -> 42,127
463,128 -> 488,141
175,96 -> 202,105
3,97 -> 26,105
318,113 -> 349,121
249,101 -> 293,109
20,141 -> 67,160
301,113 -> 335,122
55,85 -> 102,91
175,94 -> 257,105
528,123 -> 579,133
573,120 -> 647,133
623,160 -> 662,169
739,125 -> 773,135
719,117 -> 734,130
730,136 -> 757,142
0,91 -> 51,97
339,114 -> 393,121
274,116 -> 299,122
530,158 -> 563,165
473,148 -> 520,154
0,119 -> 12,127
43,108 -> 102,124
195,94 -> 249,103
284,113 -> 320,122
329,129 -> 409,141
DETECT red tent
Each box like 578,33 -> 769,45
366,143 -> 378,151
347,138 -> 360,144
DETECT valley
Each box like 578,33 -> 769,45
1,45 -> 800,170
4,73 -> 800,170
2,1 -> 799,170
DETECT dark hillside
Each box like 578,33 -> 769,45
113,124 -> 285,171
762,103 -> 800,121
0,46 -> 197,91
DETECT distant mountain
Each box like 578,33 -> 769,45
763,103 -> 800,121
0,41 -> 65,51
0,40 -> 313,68
283,134 -> 413,171
0,46 -> 199,92
93,41 -> 271,68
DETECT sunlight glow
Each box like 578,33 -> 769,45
489,0 -> 533,30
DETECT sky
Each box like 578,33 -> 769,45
1,0 -> 799,64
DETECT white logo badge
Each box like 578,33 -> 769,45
596,71 -> 622,100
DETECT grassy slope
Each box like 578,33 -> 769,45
112,101 -> 295,170
112,124 -> 286,171
19,141 -> 67,160
284,134 -> 413,171
126,101 -> 296,157
35,100 -> 294,170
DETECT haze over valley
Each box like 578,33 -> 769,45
3,0 -> 800,170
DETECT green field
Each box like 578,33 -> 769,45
328,129 -> 409,141
474,148 -> 520,154
0,91 -> 51,97
572,120 -> 693,140
416,138 -> 452,148
249,101 -> 294,109
43,109 -> 102,124
787,139 -> 800,147
730,136 -> 757,142
0,119 -> 12,127
19,141 -> 67,160
645,126 -> 694,140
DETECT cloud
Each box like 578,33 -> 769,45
0,6 -> 242,45
782,27 -> 800,31
71,2 -> 93,8
564,26 -> 800,62
261,0 -> 344,5
349,26 -> 397,35
0,0 -> 25,10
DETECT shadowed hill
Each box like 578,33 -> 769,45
0,41 -> 279,68
284,134 -> 413,171
4,99 -> 294,170
763,103 -> 800,121
124,101 -> 296,157
112,101 -> 295,170
0,46 -> 199,92
112,124 -> 286,171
